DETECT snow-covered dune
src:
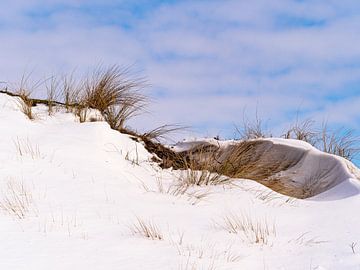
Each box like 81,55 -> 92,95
173,138 -> 360,199
1,93 -> 360,270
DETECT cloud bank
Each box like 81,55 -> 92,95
0,0 -> 359,140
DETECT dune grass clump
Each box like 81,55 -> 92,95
283,118 -> 318,146
13,72 -> 47,120
320,123 -> 360,161
82,65 -> 147,130
0,65 -> 148,132
234,112 -> 360,162
166,147 -> 232,198
171,145 -> 232,194
83,65 -> 132,113
235,111 -> 270,140
17,90 -> 35,120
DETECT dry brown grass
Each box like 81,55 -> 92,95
75,106 -> 88,123
179,169 -> 230,187
102,101 -> 146,130
294,163 -> 335,199
83,65 -> 136,112
45,76 -> 61,115
14,137 -> 42,159
61,73 -> 82,113
130,217 -> 163,240
0,180 -> 35,219
217,141 -> 301,180
139,175 -> 212,205
81,65 -> 147,129
283,119 -> 360,161
216,212 -> 276,245
170,146 -> 232,196
283,118 -> 318,146
14,71 -> 46,120
235,113 -> 359,162
17,91 -> 35,120
3,66 -> 148,129
235,110 -> 270,140
321,123 -> 360,161
177,140 -> 306,198
142,124 -> 187,143
288,232 -> 328,246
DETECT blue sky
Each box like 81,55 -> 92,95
0,1 -> 360,150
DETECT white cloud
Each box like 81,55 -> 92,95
0,0 -> 359,138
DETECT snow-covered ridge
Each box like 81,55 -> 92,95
1,93 -> 360,270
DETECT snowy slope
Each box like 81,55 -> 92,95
1,93 -> 360,270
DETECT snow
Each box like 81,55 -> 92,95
0,93 -> 360,269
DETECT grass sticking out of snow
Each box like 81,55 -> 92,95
14,137 -> 42,160
16,92 -> 35,120
216,212 -> 276,245
0,180 -> 36,219
130,217 -> 163,240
